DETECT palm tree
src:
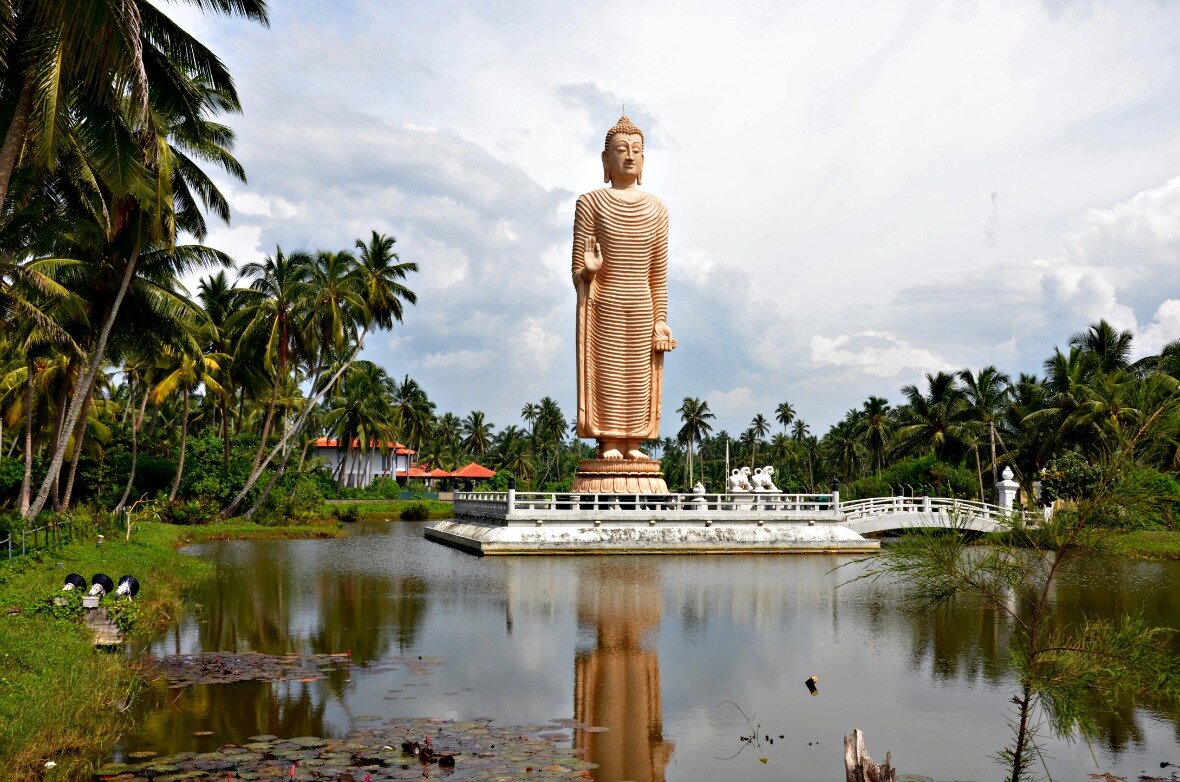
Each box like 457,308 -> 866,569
230,247 -> 314,473
676,397 -> 714,486
322,360 -> 395,488
520,401 -> 540,435
25,63 -> 244,520
895,371 -> 968,462
855,395 -> 893,475
748,412 -> 770,468
959,366 -> 1011,489
152,325 -> 228,500
0,0 -> 269,208
461,410 -> 494,457
774,400 -> 795,434
490,424 -> 533,481
393,375 -> 435,453
354,231 -> 418,329
1069,319 -> 1133,376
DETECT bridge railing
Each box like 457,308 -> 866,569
453,490 -> 839,517
840,495 -> 1030,522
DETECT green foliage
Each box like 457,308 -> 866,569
489,470 -> 514,491
28,588 -> 84,622
0,457 -> 23,503
104,599 -> 141,635
179,433 -> 261,504
1096,467 -> 1180,531
1039,451 -> 1102,503
332,503 -> 361,523
844,455 -> 975,500
399,502 -> 430,521
156,498 -> 221,526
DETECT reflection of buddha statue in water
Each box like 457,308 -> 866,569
572,116 -> 676,466
574,564 -> 673,782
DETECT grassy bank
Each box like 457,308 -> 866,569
1111,530 -> 1180,560
0,518 -> 344,781
321,498 -> 453,521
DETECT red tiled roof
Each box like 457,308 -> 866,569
313,437 -> 415,454
428,467 -> 451,478
450,462 -> 495,479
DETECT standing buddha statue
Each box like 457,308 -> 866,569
571,116 -> 676,494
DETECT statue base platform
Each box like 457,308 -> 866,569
572,458 -> 668,494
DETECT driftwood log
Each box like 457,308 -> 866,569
843,728 -> 896,782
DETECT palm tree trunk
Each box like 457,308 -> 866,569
250,370 -> 282,473
120,377 -> 135,427
27,243 -> 142,521
974,446 -> 985,502
18,355 -> 34,516
287,437 -> 313,501
243,433 -> 301,518
0,77 -> 34,212
48,358 -> 79,509
115,386 -> 151,514
168,388 -> 190,501
61,393 -> 92,511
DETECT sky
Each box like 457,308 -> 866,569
161,0 -> 1180,436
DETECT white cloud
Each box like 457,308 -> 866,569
810,331 -> 950,378
163,0 -> 1180,432
1139,300 -> 1180,355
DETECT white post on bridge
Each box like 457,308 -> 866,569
507,475 -> 516,514
996,467 -> 1019,511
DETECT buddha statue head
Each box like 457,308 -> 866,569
602,115 -> 644,186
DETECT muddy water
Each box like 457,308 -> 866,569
119,522 -> 1180,781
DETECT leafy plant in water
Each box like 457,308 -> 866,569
856,506 -> 1180,781
333,504 -> 361,523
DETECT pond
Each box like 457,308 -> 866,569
118,521 -> 1180,781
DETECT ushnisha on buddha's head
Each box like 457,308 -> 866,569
602,115 -> 644,187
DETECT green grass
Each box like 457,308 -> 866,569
0,518 -> 345,780
0,523 -> 207,781
1111,530 -> 1180,560
173,518 -> 347,543
319,499 -> 453,521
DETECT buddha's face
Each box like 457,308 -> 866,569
602,132 -> 643,186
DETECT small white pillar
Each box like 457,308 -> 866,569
996,467 -> 1019,511
506,476 -> 516,513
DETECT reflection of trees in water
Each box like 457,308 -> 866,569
132,677 -> 328,750
858,555 -> 1180,757
574,563 -> 673,782
189,545 -> 426,667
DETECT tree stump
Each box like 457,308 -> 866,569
843,728 -> 896,782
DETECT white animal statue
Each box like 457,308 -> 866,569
691,480 -> 708,508
751,466 -> 780,492
727,466 -> 751,493
692,481 -> 706,494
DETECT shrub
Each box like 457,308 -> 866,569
400,503 -> 430,521
1039,452 -> 1102,503
29,589 -> 83,622
105,599 -> 141,634
333,504 -> 361,523
157,498 -> 220,526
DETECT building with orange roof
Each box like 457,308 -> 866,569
310,437 -> 418,488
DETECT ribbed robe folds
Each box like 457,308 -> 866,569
572,189 -> 669,440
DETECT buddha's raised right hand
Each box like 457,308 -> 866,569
581,234 -> 603,280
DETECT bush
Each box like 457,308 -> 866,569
1039,452 -> 1102,503
332,504 -> 361,523
156,498 -> 220,526
105,599 -> 141,634
844,455 -> 976,500
28,589 -> 83,622
400,502 -> 430,521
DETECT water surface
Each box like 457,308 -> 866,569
121,522 -> 1180,781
